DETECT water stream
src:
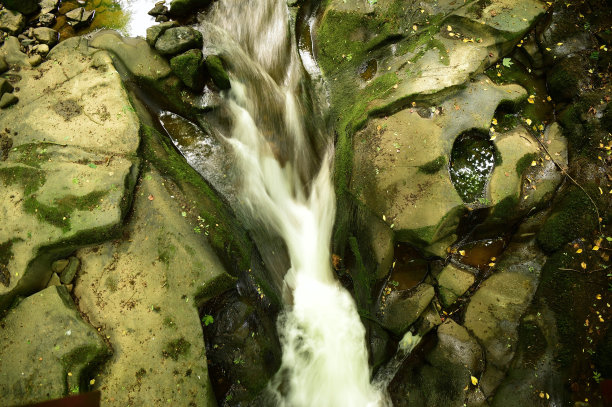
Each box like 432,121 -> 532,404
198,0 -> 387,405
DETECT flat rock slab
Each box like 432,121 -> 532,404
0,285 -> 110,406
0,39 -> 140,310
73,169 -> 231,407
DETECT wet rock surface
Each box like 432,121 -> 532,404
0,285 -> 110,405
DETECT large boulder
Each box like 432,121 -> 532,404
0,286 -> 110,405
0,9 -> 25,35
154,26 -> 204,56
0,37 -> 140,312
73,168 -> 231,407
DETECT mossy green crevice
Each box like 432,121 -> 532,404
348,236 -> 372,316
61,343 -> 112,396
140,124 -> 252,274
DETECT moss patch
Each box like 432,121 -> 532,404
0,165 -> 46,196
24,190 -> 109,232
162,337 -> 191,361
418,155 -> 447,174
536,187 -> 598,253
515,152 -> 538,176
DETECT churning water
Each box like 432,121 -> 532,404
198,0 -> 387,405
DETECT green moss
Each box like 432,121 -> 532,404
170,49 -> 204,90
194,273 -> 236,307
515,152 -> 538,176
348,236 -> 372,314
0,165 -> 46,196
491,195 -> 519,220
536,187 -> 598,253
316,9 -> 390,77
157,235 -> 177,267
162,337 -> 191,361
418,155 -> 446,174
24,190 -> 109,232
140,125 -> 252,275
205,55 -> 230,90
12,143 -> 52,168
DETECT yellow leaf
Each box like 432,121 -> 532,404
576,249 -> 583,253
471,376 -> 478,385
531,161 -> 537,166
525,118 -> 532,125
459,250 -> 466,256
593,245 -> 600,251
447,25 -> 452,31
90,379 -> 95,385
596,294 -> 602,300
557,42 -> 563,46
546,96 -> 552,101
581,262 -> 587,269
413,25 -> 418,31
492,118 -> 498,125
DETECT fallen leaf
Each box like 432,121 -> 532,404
471,376 -> 478,385
148,195 -> 154,201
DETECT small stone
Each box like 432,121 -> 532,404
145,21 -> 178,47
59,256 -> 80,285
38,13 -> 56,27
155,15 -> 169,23
0,93 -> 18,109
65,7 -> 95,29
27,54 -> 43,66
205,55 -> 231,90
34,43 -> 50,55
148,3 -> 168,16
0,9 -> 26,35
33,27 -> 59,46
154,26 -> 203,56
39,0 -> 60,11
52,259 -> 69,274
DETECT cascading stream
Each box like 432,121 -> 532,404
198,0 -> 387,405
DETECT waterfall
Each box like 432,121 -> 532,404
198,0 -> 387,405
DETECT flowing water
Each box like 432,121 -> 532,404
197,0 -> 387,405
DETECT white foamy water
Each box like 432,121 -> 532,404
199,0 -> 388,405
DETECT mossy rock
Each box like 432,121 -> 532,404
170,49 -> 205,91
205,55 -> 231,90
